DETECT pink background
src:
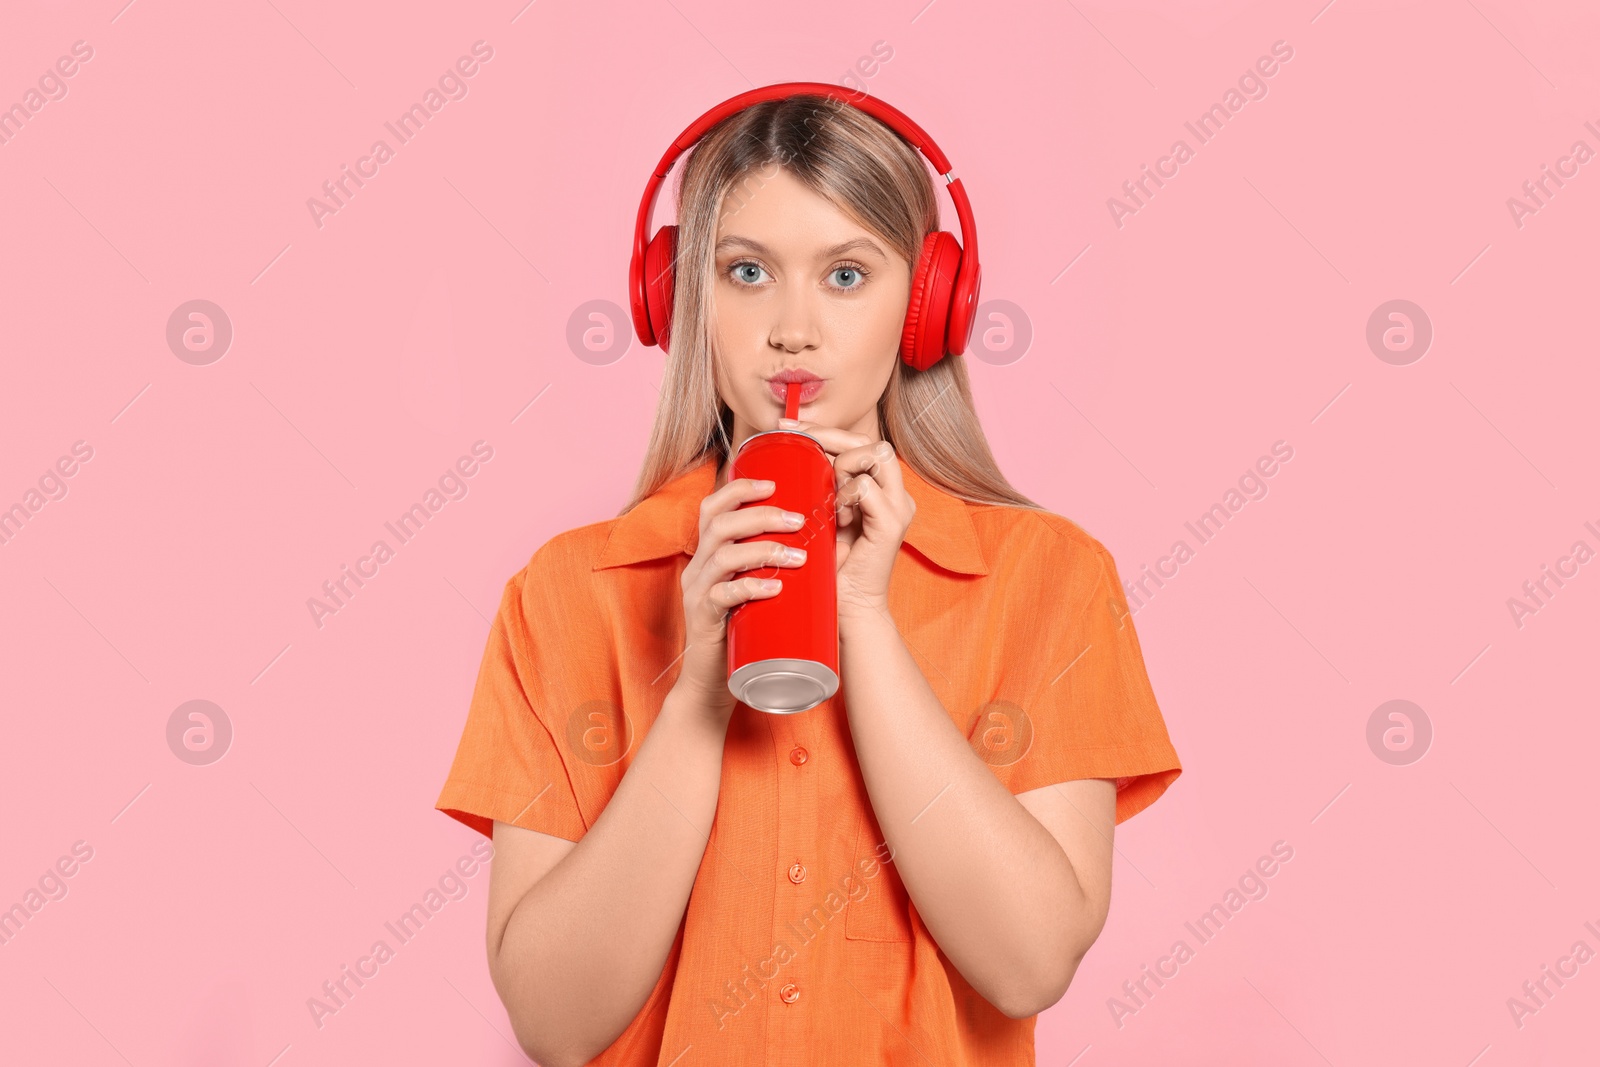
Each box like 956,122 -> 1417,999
2,0 -> 1597,1063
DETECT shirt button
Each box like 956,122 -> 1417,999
788,863 -> 806,884
789,747 -> 809,766
779,983 -> 800,1004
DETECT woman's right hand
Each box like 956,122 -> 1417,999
673,475 -> 809,723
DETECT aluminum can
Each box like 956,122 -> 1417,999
725,429 -> 838,713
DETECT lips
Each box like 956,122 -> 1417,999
767,371 -> 824,404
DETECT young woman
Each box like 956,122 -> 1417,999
436,86 -> 1182,1066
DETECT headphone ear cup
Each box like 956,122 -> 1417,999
643,225 -> 678,352
899,231 -> 962,371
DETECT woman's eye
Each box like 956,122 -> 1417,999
730,262 -> 768,285
830,266 -> 867,290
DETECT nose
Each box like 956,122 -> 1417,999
768,283 -> 821,353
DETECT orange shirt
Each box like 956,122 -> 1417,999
436,452 -> 1182,1065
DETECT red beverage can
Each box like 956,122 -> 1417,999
726,429 -> 838,714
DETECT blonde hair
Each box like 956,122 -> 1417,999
622,92 -> 1042,515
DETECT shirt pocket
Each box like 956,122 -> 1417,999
843,812 -> 913,943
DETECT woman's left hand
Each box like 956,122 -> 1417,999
777,418 -> 914,619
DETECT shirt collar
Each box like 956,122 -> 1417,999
594,451 -> 990,576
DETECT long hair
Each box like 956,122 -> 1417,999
621,92 -> 1043,515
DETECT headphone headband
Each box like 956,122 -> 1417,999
629,82 -> 980,357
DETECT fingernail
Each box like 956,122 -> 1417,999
756,479 -> 775,489
783,547 -> 806,563
760,578 -> 782,590
783,511 -> 805,526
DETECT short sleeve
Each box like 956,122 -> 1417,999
435,556 -> 591,842
990,533 -> 1182,824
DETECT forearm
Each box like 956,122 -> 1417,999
492,685 -> 728,1066
840,608 -> 1096,1017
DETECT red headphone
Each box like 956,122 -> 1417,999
628,81 -> 982,372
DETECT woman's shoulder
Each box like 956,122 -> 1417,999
497,516 -> 625,610
966,502 -> 1131,639
530,516 -> 622,569
966,499 -> 1117,575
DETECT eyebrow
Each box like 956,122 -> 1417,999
714,235 -> 889,260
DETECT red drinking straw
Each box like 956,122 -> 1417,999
784,381 -> 801,422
